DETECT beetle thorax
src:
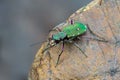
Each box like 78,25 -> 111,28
52,32 -> 66,41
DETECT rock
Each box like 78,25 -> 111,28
29,0 -> 120,80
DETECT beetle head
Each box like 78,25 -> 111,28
49,40 -> 56,46
48,35 -> 56,46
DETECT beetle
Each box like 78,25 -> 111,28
51,22 -> 87,45
42,20 -> 108,67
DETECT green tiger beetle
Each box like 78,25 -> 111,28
42,20 -> 108,67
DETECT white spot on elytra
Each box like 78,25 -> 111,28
77,28 -> 80,31
85,25 -> 87,29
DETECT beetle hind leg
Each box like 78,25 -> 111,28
73,42 -> 88,58
86,24 -> 108,43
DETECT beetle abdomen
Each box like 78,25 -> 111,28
63,22 -> 87,38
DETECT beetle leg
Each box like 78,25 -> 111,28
86,24 -> 109,42
55,41 -> 64,67
80,36 -> 109,43
49,22 -> 66,32
49,27 -> 61,32
42,43 -> 56,53
86,24 -> 104,39
73,42 -> 87,57
30,40 -> 47,47
99,0 -> 103,6
70,19 -> 74,25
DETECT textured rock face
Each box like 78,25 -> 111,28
29,0 -> 120,80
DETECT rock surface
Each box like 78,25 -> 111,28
29,0 -> 120,80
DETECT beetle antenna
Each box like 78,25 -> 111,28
30,41 -> 47,47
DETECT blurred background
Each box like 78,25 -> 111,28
0,0 -> 92,80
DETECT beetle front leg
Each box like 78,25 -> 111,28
49,27 -> 61,32
42,43 -> 56,53
55,41 -> 65,67
49,22 -> 66,32
67,40 -> 88,58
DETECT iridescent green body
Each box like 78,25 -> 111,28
63,22 -> 87,38
52,22 -> 87,41
52,32 -> 66,41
